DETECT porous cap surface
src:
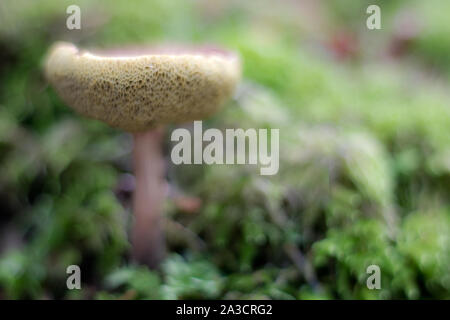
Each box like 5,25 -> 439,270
44,42 -> 241,131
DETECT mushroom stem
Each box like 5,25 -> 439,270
131,127 -> 166,268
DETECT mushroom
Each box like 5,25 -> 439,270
44,42 -> 241,267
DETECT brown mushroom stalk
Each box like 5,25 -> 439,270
132,127 -> 166,267
44,42 -> 240,268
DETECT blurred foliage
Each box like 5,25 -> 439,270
0,0 -> 449,299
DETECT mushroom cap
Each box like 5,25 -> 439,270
44,42 -> 241,131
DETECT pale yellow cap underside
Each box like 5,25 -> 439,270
44,42 -> 241,131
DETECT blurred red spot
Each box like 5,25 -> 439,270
329,31 -> 359,60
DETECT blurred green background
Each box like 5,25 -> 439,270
0,0 -> 449,299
